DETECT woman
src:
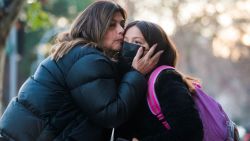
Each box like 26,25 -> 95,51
116,21 -> 203,141
0,2 -> 163,141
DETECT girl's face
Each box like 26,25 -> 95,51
124,25 -> 150,55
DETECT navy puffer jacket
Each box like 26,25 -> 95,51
0,44 -> 147,141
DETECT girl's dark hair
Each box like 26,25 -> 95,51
125,21 -> 178,67
51,1 -> 127,61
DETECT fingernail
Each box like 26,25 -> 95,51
139,47 -> 143,52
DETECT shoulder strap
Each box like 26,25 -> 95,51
147,65 -> 174,130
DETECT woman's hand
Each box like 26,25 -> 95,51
132,44 -> 163,75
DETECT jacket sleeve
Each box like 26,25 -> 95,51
140,70 -> 203,141
66,54 -> 147,128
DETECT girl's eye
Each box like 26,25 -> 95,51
134,41 -> 142,45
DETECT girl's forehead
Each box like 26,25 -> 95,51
125,26 -> 143,37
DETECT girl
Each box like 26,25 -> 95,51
117,21 -> 203,141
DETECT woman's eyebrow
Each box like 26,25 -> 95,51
112,17 -> 124,22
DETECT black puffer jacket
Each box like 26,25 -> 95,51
116,69 -> 203,141
0,44 -> 147,141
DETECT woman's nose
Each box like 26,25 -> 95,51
117,24 -> 124,35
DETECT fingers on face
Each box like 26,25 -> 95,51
144,44 -> 157,58
134,47 -> 144,61
145,50 -> 164,67
134,43 -> 165,74
151,50 -> 164,62
149,50 -> 164,71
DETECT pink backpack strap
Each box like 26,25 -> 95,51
147,65 -> 174,130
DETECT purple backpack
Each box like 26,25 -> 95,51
147,65 -> 239,141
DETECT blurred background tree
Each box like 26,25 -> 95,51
1,0 -> 250,136
0,0 -> 26,113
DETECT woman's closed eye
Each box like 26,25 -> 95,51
120,20 -> 125,28
109,20 -> 125,28
109,22 -> 116,27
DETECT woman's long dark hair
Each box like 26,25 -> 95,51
51,1 -> 127,61
125,21 -> 178,67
